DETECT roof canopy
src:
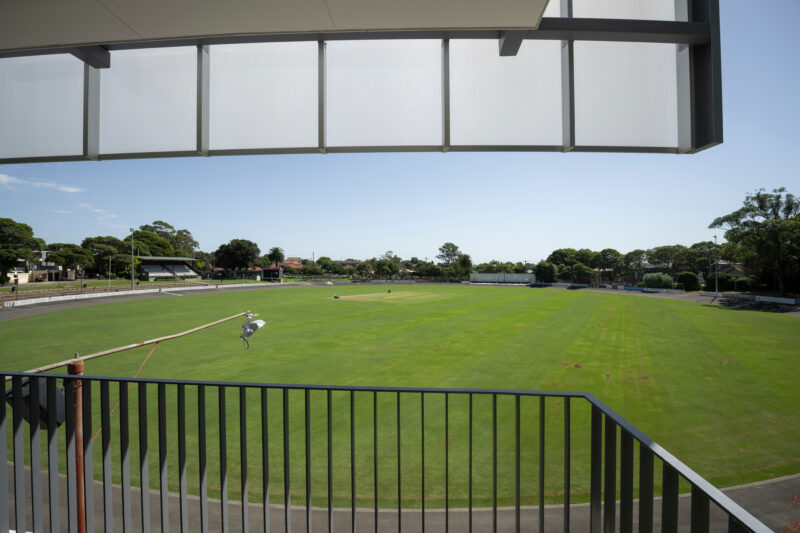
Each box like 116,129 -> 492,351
0,0 -> 722,162
0,0 -> 548,54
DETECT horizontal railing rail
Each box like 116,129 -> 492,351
0,372 -> 769,533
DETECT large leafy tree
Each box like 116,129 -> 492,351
316,256 -> 345,274
214,239 -> 261,270
437,242 -> 460,266
124,230 -> 176,257
457,253 -> 473,277
621,249 -> 647,284
81,236 -> 127,275
546,248 -> 578,267
647,245 -> 683,276
139,220 -> 199,256
592,248 -> 621,282
535,260 -> 557,282
571,262 -> 596,284
47,243 -> 94,272
710,187 -> 800,294
0,218 -> 38,285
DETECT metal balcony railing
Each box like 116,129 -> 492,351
1,372 -> 769,533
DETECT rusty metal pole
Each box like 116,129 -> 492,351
67,357 -> 86,533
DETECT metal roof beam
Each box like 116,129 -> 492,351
498,30 -> 525,56
0,19 -> 710,60
69,46 -> 110,69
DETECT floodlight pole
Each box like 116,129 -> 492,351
67,357 -> 86,533
130,228 -> 135,291
714,235 -> 719,296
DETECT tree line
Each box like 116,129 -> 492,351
2,188 -> 797,293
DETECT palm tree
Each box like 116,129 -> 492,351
267,246 -> 285,270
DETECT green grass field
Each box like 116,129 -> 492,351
1,285 -> 798,508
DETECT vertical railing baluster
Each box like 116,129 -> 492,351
158,383 -> 169,533
492,393 -> 497,533
514,395 -> 520,533
373,391 -> 378,533
283,388 -> 291,533
564,397 -> 571,533
101,382 -> 111,533
620,430 -> 633,533
178,384 -> 188,533
691,485 -> 710,533
396,392 -> 401,533
446,393 -> 450,533
198,385 -> 208,533
468,394 -> 473,533
349,391 -> 355,533
539,396 -> 545,533
604,415 -> 616,533
305,389 -> 311,533
49,378 -> 62,533
327,390 -> 333,533
421,392 -> 426,533
261,388 -> 270,533
139,382 -> 150,533
638,444 -> 653,533
12,376 -> 25,533
65,378 -> 77,533
82,378 -> 94,533
120,382 -> 131,533
30,376 -> 43,533
590,405 -> 602,533
240,388 -> 249,533
219,386 -> 228,533
0,377 -> 8,533
662,464 -> 679,533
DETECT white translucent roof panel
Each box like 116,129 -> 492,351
100,48 -> 196,154
450,40 -> 562,146
326,40 -> 442,147
210,42 -> 318,150
573,0 -> 675,21
542,0 -> 561,17
574,41 -> 677,148
0,55 -> 83,159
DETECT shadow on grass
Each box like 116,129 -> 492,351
701,297 -> 800,314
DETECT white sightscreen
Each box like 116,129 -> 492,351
326,40 -> 442,147
0,54 -> 83,158
573,0 -> 676,20
450,40 -> 562,146
210,42 -> 318,150
574,41 -> 678,147
100,47 -> 196,154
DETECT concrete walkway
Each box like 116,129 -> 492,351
7,468 -> 798,531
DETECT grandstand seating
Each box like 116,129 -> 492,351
141,264 -> 174,280
170,264 -> 199,277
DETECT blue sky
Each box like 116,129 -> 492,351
1,0 -> 798,264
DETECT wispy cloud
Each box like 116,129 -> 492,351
92,208 -> 117,219
0,174 -> 24,189
32,181 -> 83,193
0,173 -> 82,193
